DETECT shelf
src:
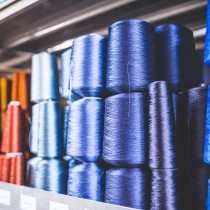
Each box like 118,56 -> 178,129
0,0 -> 207,71
0,182 -> 134,210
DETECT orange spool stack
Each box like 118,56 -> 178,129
0,72 -> 30,186
0,153 -> 25,185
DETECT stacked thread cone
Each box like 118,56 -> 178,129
28,52 -> 67,194
66,34 -> 106,201
0,72 -> 30,185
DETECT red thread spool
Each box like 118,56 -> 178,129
1,156 -> 11,182
1,101 -> 23,153
0,154 -> 5,180
11,72 -> 30,149
9,156 -> 16,184
15,154 -> 25,185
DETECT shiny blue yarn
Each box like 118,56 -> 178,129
35,159 -> 67,194
26,157 -> 68,194
68,163 -> 105,201
106,20 -> 156,93
71,34 -> 106,97
26,157 -> 42,187
105,168 -> 148,210
208,179 -> 210,209
103,92 -> 147,167
30,103 -> 40,154
155,24 -> 198,92
61,48 -> 72,99
31,52 -> 59,102
67,98 -> 104,162
204,86 -> 210,164
37,101 -> 63,158
148,81 -> 177,169
205,0 -> 210,66
63,105 -> 70,151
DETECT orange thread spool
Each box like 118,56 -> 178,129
1,156 -> 11,182
11,72 -> 30,148
11,72 -> 30,111
9,156 -> 16,184
0,154 -> 5,180
1,101 -> 23,153
15,154 -> 25,185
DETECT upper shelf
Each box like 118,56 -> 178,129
0,0 -> 207,71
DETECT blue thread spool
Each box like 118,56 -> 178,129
208,179 -> 210,209
105,168 -> 148,209
149,81 -> 177,169
106,20 -> 156,93
150,169 -> 179,210
67,98 -> 104,162
71,34 -> 106,97
187,86 -> 208,163
31,52 -> 59,102
30,103 -> 40,154
35,159 -> 67,194
155,24 -> 198,92
103,92 -> 147,167
61,48 -> 72,99
26,157 -> 42,187
189,164 -> 210,209
63,105 -> 70,152
205,0 -> 210,65
204,86 -> 210,164
37,101 -> 63,158
27,157 -> 68,194
68,163 -> 105,201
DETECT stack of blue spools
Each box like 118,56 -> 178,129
28,52 -> 68,194
26,8 -> 210,209
66,34 -> 106,201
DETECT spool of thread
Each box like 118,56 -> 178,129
150,169 -> 179,210
63,105 -> 70,151
37,101 -> 63,158
0,153 -> 25,185
103,92 -> 147,167
149,81 -> 176,169
26,157 -> 42,187
7,153 -> 25,185
68,163 -> 105,201
105,168 -> 148,209
67,98 -> 104,162
0,77 -> 10,112
0,155 -> 4,180
155,24 -> 198,92
0,77 -> 10,132
204,86 -> 210,164
11,72 -> 30,148
205,1 -> 210,66
31,52 -> 59,102
61,48 -> 71,99
1,101 -> 23,153
30,103 -> 40,154
106,20 -> 156,93
71,34 -> 106,97
1,155 -> 11,182
12,72 -> 30,111
172,92 -> 188,167
189,164 -> 210,209
208,179 -> 210,209
34,159 -> 67,194
187,86 -> 208,163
